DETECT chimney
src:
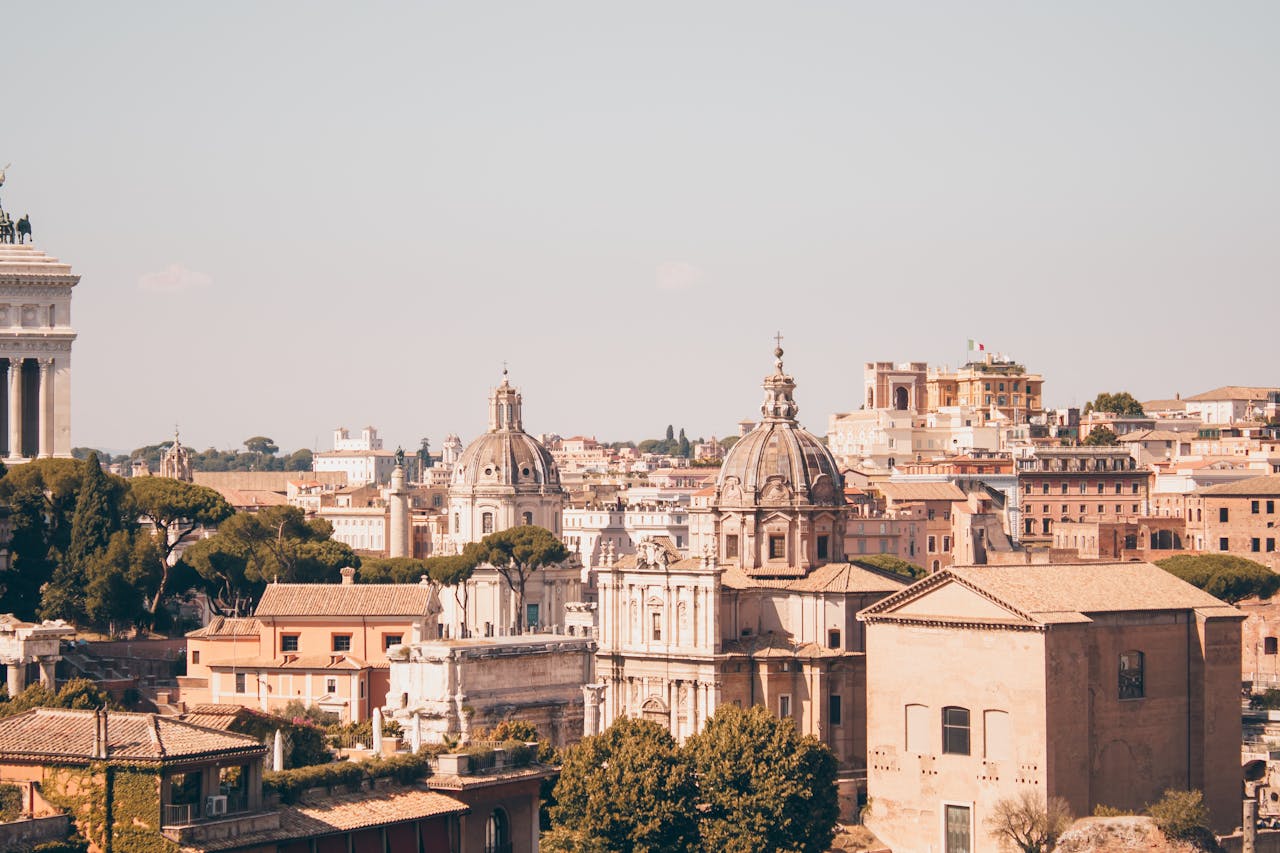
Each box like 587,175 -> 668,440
92,708 -> 108,760
340,566 -> 356,585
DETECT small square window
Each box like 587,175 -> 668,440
281,635 -> 299,653
384,634 -> 403,650
1266,637 -> 1278,655
332,634 -> 352,653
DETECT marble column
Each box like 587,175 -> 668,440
6,662 -> 24,696
6,359 -> 21,460
37,657 -> 56,688
38,358 -> 53,458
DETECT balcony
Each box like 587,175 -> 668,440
161,793 -> 251,828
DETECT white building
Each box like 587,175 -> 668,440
563,502 -> 691,570
0,244 -> 77,460
313,426 -> 398,486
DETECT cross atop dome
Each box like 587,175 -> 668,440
761,333 -> 798,421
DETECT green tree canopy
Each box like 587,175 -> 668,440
1082,427 -> 1119,446
179,506 -> 357,612
1083,392 -> 1145,417
0,458 -> 89,619
357,557 -> 429,584
546,717 -> 697,853
1155,554 -> 1280,603
82,530 -> 160,632
472,525 -> 568,633
243,436 -> 280,457
128,477 -> 235,613
65,452 -> 128,569
685,704 -> 840,853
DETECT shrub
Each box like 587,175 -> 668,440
34,841 -> 90,853
0,782 -> 22,822
264,750 -> 433,803
1092,804 -> 1134,817
1147,789 -> 1217,849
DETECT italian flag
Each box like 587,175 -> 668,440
967,339 -> 985,351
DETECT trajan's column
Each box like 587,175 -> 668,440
0,242 -> 77,461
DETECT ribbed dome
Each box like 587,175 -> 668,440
451,373 -> 561,491
452,430 -> 560,490
716,345 -> 844,508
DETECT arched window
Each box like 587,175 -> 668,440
485,808 -> 510,853
522,511 -> 533,526
1119,651 -> 1144,700
942,706 -> 970,755
482,512 -> 495,534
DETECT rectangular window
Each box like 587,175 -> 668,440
942,707 -> 971,755
326,677 -> 337,694
769,535 -> 785,559
281,635 -> 299,653
383,634 -> 403,650
1220,537 -> 1230,551
1132,483 -> 1140,494
1041,483 -> 1049,495
235,672 -> 246,694
928,535 -> 937,553
1268,539 -> 1276,553
652,612 -> 662,641
1079,483 -> 1087,495
191,650 -> 200,664
1266,637 -> 1278,655
1269,501 -> 1275,514
1060,484 -> 1068,494
816,535 -> 829,560
942,536 -> 951,552
1254,500 -> 1261,514
779,694 -> 792,718
983,709 -> 1011,761
945,804 -> 972,853
1253,538 -> 1262,553
829,694 -> 843,726
1220,507 -> 1230,522
725,535 -> 739,559
1119,651 -> 1144,700
332,634 -> 352,652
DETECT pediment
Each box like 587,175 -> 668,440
882,579 -> 1030,623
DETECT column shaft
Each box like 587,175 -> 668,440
7,359 -> 21,459
38,359 -> 53,458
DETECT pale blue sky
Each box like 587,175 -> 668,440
5,3 -> 1277,454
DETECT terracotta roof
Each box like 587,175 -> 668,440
877,481 -> 966,502
211,488 -> 288,508
205,654 -> 369,671
1142,398 -> 1188,412
861,562 -> 1240,626
0,708 -> 264,764
1184,386 -> 1279,402
721,561 -> 909,594
255,583 -> 436,617
186,617 -> 263,639
722,633 -> 853,659
1198,474 -> 1280,497
177,705 -> 243,731
185,786 -> 468,851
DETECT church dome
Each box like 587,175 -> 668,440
716,346 -> 843,508
451,373 -> 561,492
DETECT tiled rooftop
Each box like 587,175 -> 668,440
0,708 -> 264,763
255,583 -> 435,617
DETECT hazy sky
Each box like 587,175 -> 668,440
5,3 -> 1277,455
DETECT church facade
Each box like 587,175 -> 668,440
440,373 -> 579,637
591,347 -> 907,805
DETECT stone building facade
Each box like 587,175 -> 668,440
859,562 -> 1243,852
1186,473 -> 1280,572
593,346 -> 907,812
0,244 -> 77,460
1017,446 -> 1150,543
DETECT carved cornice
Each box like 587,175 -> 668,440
0,339 -> 75,354
0,280 -> 78,296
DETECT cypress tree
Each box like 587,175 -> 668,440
66,452 -> 124,571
